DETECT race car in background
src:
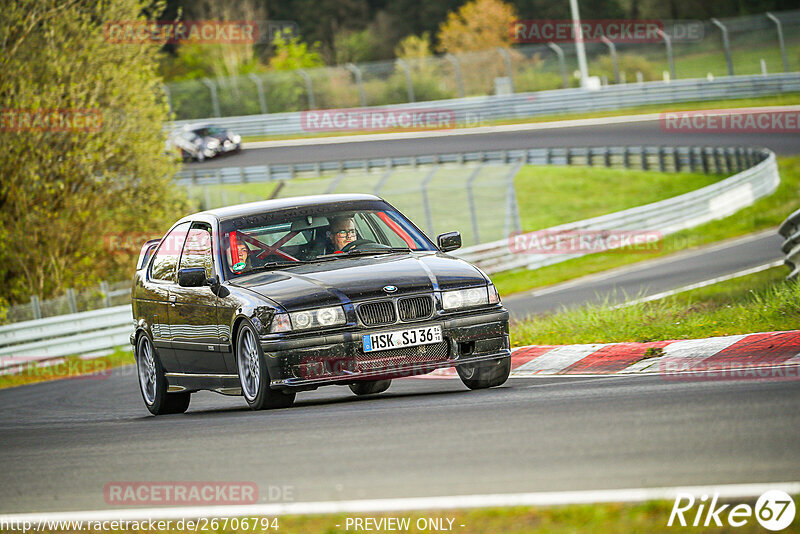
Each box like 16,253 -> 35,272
168,123 -> 242,162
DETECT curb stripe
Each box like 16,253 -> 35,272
562,341 -> 673,375
701,331 -> 800,368
514,344 -> 609,374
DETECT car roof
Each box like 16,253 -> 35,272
194,194 -> 385,221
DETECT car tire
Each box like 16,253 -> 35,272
236,321 -> 296,410
349,380 -> 391,396
457,356 -> 511,390
136,334 -> 191,415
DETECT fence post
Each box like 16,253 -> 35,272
297,69 -> 316,110
466,165 -> 483,245
604,147 -> 611,167
713,147 -> 723,174
547,43 -> 569,88
445,54 -> 465,98
765,13 -> 790,73
396,59 -> 415,103
31,295 -> 41,320
100,281 -> 111,308
640,147 -> 648,170
201,78 -> 221,117
656,29 -> 676,81
623,146 -> 630,168
710,19 -> 734,76
503,160 -> 523,239
346,63 -> 367,107
658,147 -> 666,172
673,148 -> 681,172
701,148 -> 710,174
497,47 -> 515,92
421,167 -> 438,237
600,36 -> 620,84
248,73 -> 268,114
66,288 -> 78,314
162,84 -> 173,115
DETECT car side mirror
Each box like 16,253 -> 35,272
177,267 -> 207,287
437,231 -> 462,252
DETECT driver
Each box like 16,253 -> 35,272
327,216 -> 357,252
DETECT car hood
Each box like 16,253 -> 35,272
229,252 -> 487,310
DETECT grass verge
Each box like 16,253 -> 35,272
241,93 -> 800,143
510,266 -> 799,346
0,348 -> 134,390
494,155 -> 800,297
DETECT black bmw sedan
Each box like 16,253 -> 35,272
131,194 -> 511,415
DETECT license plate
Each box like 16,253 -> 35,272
362,325 -> 442,353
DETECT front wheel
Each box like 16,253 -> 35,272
349,380 -> 391,396
457,356 -> 511,390
136,334 -> 191,415
236,322 -> 295,410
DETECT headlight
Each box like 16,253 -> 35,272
206,138 -> 220,148
232,134 -> 241,144
288,306 -> 346,331
442,286 -> 489,310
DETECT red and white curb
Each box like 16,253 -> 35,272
421,330 -> 800,379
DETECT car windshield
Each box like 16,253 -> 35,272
219,204 -> 435,277
193,126 -> 225,137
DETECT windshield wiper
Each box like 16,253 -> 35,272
316,247 -> 412,259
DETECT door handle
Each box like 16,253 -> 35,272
168,295 -> 177,306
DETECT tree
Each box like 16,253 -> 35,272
268,30 -> 325,71
0,0 -> 187,305
436,0 -> 519,54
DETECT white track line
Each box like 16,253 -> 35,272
611,260 -> 784,309
3,482 -> 799,522
244,105 -> 800,149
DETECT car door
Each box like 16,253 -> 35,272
146,221 -> 191,372
170,222 -> 228,374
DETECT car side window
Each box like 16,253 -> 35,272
150,222 -> 191,282
179,224 -> 213,278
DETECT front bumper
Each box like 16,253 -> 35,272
261,308 -> 510,389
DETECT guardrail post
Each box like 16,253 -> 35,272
445,54 -> 465,98
701,148 -> 710,174
600,36 -> 620,84
248,73 -> 268,114
66,288 -> 78,314
546,43 -> 569,89
640,147 -> 648,170
346,63 -> 367,107
766,13 -> 790,73
545,147 -> 552,165
623,147 -> 630,168
658,147 -> 666,172
100,281 -> 111,308
655,29 -> 676,81
710,19 -> 734,76
688,148 -> 696,172
724,148 -> 733,174
201,78 -> 221,117
566,148 -> 573,166
31,295 -> 41,320
297,69 -> 316,109
673,148 -> 681,172
396,59 -> 415,103
466,166 -> 483,245
604,147 -> 611,167
735,147 -> 743,172
497,47 -> 515,92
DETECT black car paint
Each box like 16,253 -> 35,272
131,195 -> 510,395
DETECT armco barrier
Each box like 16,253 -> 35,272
172,73 -> 800,137
778,208 -> 800,280
454,147 -> 779,273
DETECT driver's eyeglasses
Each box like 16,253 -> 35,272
334,229 -> 357,237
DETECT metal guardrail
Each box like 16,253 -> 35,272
0,306 -> 132,371
778,208 -> 800,280
172,73 -> 800,137
455,147 -> 779,273
1,145 -> 779,364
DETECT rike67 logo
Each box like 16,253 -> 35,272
668,491 -> 796,531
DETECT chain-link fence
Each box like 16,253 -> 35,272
165,10 -> 800,121
5,280 -> 132,324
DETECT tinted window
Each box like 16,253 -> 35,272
150,222 -> 190,282
179,224 -> 213,278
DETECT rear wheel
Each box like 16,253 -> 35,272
236,322 -> 295,410
457,356 -> 511,390
136,334 -> 191,415
349,379 -> 392,396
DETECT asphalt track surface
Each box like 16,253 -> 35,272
189,118 -> 800,168
2,367 -> 799,514
2,120 -> 799,515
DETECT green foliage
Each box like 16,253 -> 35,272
0,0 -> 187,304
268,30 -> 324,71
592,53 -> 663,82
334,29 -> 381,64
